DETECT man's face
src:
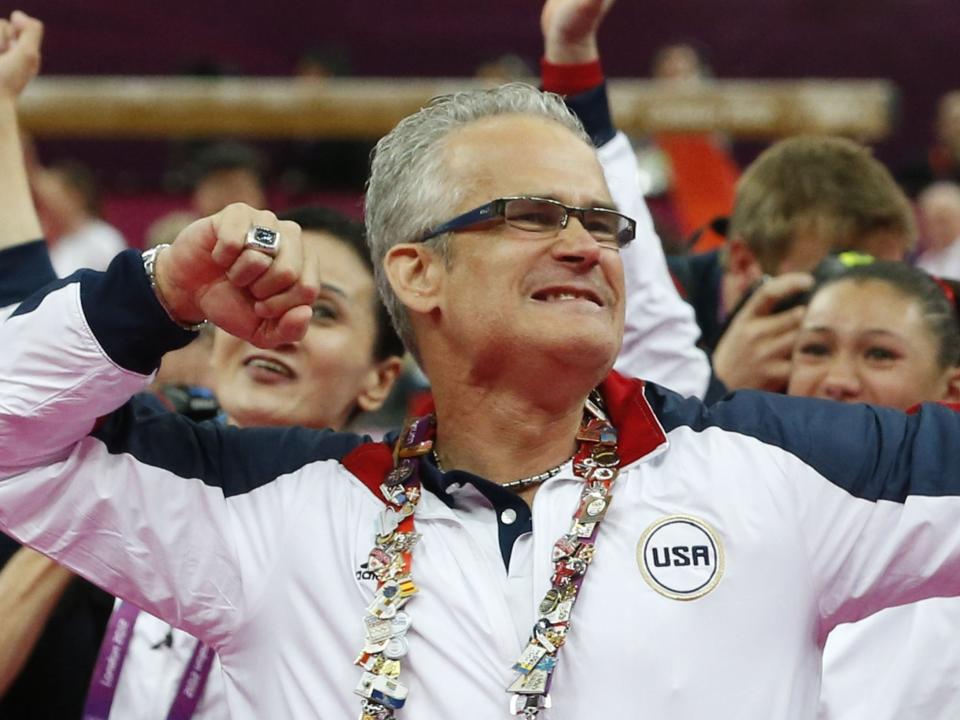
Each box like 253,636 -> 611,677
211,230 -> 387,430
425,115 -> 626,379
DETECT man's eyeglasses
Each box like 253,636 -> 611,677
418,196 -> 637,249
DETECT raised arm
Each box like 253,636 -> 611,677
0,200 -> 327,645
541,0 -> 612,66
540,0 -> 711,398
0,15 -> 86,699
0,11 -> 42,249
0,12 -> 53,319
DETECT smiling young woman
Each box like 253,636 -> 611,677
787,261 -> 960,409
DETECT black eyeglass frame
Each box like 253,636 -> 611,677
418,195 -> 637,249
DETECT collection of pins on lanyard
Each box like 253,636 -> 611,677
506,393 -> 620,719
353,414 -> 433,719
353,392 -> 620,720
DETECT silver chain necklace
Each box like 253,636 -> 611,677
431,450 -> 576,490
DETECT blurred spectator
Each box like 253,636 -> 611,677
475,53 -> 534,83
651,41 -> 711,83
295,45 -> 352,80
898,92 -> 960,197
669,135 -> 916,397
278,46 -> 372,193
159,58 -> 246,194
145,143 -> 267,392
915,181 -> 960,280
32,160 -> 126,277
146,142 -> 267,251
634,40 -> 738,254
189,141 -> 267,215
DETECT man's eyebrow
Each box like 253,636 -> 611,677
529,193 -> 618,211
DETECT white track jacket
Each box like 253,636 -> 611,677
2,253 -> 960,719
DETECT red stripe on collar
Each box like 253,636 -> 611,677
598,371 -> 668,466
343,370 -> 667,503
342,441 -> 395,503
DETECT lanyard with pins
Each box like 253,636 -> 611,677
353,414 -> 432,719
353,392 -> 620,720
507,392 -> 620,718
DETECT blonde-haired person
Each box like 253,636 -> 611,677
785,261 -> 960,719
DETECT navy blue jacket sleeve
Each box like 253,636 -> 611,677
0,239 -> 57,309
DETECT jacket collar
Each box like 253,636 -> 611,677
343,370 -> 669,504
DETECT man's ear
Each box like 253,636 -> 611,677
383,242 -> 445,315
727,236 -> 764,282
725,236 -> 765,303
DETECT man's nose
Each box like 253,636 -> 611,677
551,216 -> 602,266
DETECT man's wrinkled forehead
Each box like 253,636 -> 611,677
439,114 -> 612,207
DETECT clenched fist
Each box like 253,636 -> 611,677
0,10 -> 42,101
541,0 -> 616,65
155,203 -> 320,348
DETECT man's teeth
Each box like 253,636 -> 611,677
545,292 -> 582,302
248,358 -> 292,376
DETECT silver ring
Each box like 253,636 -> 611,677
243,225 -> 281,258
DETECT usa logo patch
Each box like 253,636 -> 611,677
637,515 -> 724,600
